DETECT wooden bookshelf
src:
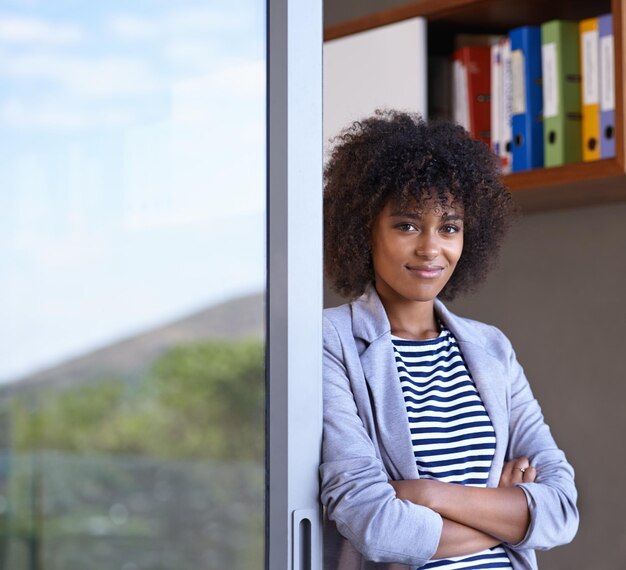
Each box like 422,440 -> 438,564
325,0 -> 626,212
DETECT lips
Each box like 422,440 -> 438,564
405,265 -> 444,279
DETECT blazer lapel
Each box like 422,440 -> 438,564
359,337 -> 419,481
350,288 -> 419,480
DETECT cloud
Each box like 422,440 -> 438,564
1,98 -> 137,129
164,39 -> 219,70
0,53 -> 161,98
211,60 -> 265,96
167,60 -> 264,124
0,14 -> 84,44
168,7 -> 247,34
108,15 -> 160,41
108,6 -> 253,45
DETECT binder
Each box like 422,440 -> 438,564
452,50 -> 470,132
541,20 -> 582,167
453,46 -> 491,146
580,17 -> 600,161
501,38 -> 513,173
491,42 -> 503,159
510,26 -> 544,171
491,39 -> 512,173
599,13 -> 615,159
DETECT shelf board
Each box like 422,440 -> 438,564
325,0 -> 611,41
506,159 -> 626,211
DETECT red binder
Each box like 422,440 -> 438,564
453,46 -> 491,146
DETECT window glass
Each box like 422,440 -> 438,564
0,1 -> 266,568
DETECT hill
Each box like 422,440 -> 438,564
3,292 -> 264,393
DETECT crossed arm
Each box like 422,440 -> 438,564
390,457 -> 537,559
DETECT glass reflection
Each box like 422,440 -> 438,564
0,1 -> 266,568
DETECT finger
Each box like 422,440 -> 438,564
500,458 -> 526,487
506,458 -> 523,475
507,457 -> 527,487
522,466 -> 537,483
499,460 -> 516,486
498,471 -> 511,488
513,456 -> 530,471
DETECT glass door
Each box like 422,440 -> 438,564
0,1 -> 267,568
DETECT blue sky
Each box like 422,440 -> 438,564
0,0 -> 266,381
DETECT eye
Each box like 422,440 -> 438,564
396,223 -> 418,232
441,223 -> 462,234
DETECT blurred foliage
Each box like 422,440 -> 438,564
9,339 -> 265,461
1,339 -> 265,569
0,451 -> 264,570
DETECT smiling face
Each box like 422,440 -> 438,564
371,197 -> 464,307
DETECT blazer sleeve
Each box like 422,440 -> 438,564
319,316 -> 443,567
501,335 -> 579,551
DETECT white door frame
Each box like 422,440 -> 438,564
267,0 -> 324,568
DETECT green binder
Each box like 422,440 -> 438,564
541,20 -> 582,167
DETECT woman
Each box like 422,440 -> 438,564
321,111 -> 578,570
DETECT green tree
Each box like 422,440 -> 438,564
10,338 -> 265,461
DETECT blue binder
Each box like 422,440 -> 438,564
599,13 -> 615,159
510,26 -> 544,171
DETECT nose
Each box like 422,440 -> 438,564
415,233 -> 439,260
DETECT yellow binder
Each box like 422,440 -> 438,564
580,17 -> 600,161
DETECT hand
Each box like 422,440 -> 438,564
498,457 -> 537,488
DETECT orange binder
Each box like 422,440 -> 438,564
580,17 -> 600,161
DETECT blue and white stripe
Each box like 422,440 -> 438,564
392,325 -> 512,570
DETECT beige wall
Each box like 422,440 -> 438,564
324,4 -> 626,567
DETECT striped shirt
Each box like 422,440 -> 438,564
391,325 -> 512,570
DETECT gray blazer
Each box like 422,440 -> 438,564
321,287 -> 578,570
